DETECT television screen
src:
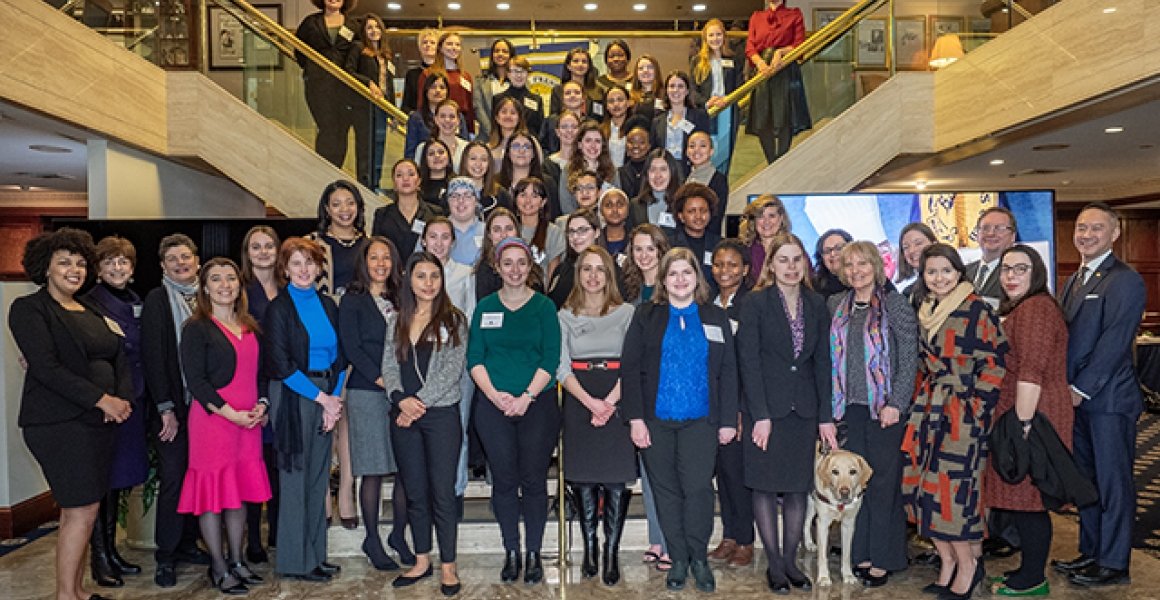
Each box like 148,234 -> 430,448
743,190 -> 1057,293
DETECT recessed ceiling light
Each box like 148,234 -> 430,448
1103,7 -> 1117,14
914,180 -> 927,191
584,3 -> 598,10
386,2 -> 401,9
1104,126 -> 1124,133
989,159 -> 1004,166
447,2 -> 461,9
692,3 -> 707,11
633,3 -> 647,10
497,2 -> 510,8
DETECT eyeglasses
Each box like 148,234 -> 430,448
999,264 -> 1032,276
510,142 -> 533,152
976,225 -> 1013,235
821,245 -> 845,256
574,184 -> 599,192
566,226 -> 595,237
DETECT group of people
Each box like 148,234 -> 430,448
13,162 -> 1146,600
295,0 -> 812,191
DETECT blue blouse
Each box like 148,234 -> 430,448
283,284 -> 338,399
655,303 -> 710,421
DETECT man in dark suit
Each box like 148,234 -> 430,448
1052,202 -> 1146,587
965,206 -> 1017,307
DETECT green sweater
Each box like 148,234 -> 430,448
468,292 -> 561,394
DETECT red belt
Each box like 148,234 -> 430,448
571,360 -> 621,371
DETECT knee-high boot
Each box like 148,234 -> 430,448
90,498 -> 124,587
572,484 -> 600,578
602,486 -> 632,586
104,488 -> 141,575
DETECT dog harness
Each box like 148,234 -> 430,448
812,489 -> 865,513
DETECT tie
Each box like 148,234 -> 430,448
1071,266 -> 1088,298
974,264 -> 989,289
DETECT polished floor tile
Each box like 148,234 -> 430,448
3,513 -> 1157,599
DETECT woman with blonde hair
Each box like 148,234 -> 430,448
739,194 -> 790,282
402,28 -> 441,113
418,31 -> 475,133
691,18 -> 742,175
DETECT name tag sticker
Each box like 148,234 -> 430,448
592,102 -> 604,116
481,312 -> 504,329
411,218 -> 426,234
1084,294 -> 1099,300
616,253 -> 628,267
132,304 -> 143,318
721,58 -> 735,68
523,97 -> 538,110
338,25 -> 354,41
703,324 -> 724,343
703,251 -> 713,266
729,318 -> 739,335
654,98 -> 665,111
679,119 -> 695,134
473,235 -> 484,247
439,325 -> 451,344
460,78 -> 472,92
658,212 -> 676,228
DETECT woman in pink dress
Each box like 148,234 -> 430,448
179,258 -> 272,594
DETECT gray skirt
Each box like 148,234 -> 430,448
346,388 -> 398,476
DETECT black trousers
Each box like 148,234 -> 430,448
642,417 -> 718,564
392,404 -> 462,563
756,126 -> 793,163
715,437 -> 754,544
473,390 -> 561,553
303,76 -> 356,168
843,405 -> 908,572
151,412 -> 200,565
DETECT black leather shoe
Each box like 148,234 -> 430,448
245,546 -> 269,564
208,567 -> 249,595
441,581 -> 462,596
922,582 -> 950,595
665,560 -> 688,590
229,561 -> 264,585
786,568 -> 812,590
154,563 -> 177,588
392,564 -> 433,587
318,561 -> 341,575
524,551 -> 544,584
108,549 -> 142,575
766,568 -> 790,595
175,546 -> 211,565
861,570 -> 891,587
690,560 -> 716,592
1068,565 -> 1129,587
283,567 -> 331,582
1051,554 -> 1095,574
500,550 -> 521,583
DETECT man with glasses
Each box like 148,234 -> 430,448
966,206 -> 1018,308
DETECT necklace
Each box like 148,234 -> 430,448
328,229 -> 362,248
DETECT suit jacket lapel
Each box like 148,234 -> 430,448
765,289 -> 795,360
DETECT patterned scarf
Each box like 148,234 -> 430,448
162,274 -> 198,405
830,287 -> 891,420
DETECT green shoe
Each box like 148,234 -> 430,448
996,580 -> 1049,596
988,574 -> 1008,584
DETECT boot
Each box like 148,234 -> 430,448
573,484 -> 600,579
105,489 -> 141,575
601,486 -> 632,586
90,499 -> 124,587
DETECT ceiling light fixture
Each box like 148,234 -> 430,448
989,159 -> 1004,166
914,180 -> 927,191
633,3 -> 647,10
692,3 -> 707,11
447,2 -> 461,9
584,3 -> 598,10
1103,7 -> 1117,14
386,2 -> 401,9
1104,126 -> 1124,133
497,2 -> 510,8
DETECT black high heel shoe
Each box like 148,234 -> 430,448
229,561 -> 263,585
500,550 -> 521,583
208,567 -> 249,595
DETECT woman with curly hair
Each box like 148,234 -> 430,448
10,228 -> 133,600
739,194 -> 791,283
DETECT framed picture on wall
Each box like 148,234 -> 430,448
855,17 -> 887,69
208,5 -> 283,70
813,8 -> 853,63
893,16 -> 927,70
928,15 -> 967,47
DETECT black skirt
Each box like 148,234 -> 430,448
562,361 -> 638,484
743,410 -> 816,493
24,418 -> 115,508
747,49 -> 812,136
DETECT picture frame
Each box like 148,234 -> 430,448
893,16 -> 928,71
928,15 -> 967,48
812,8 -> 853,63
208,4 -> 282,70
855,17 -> 887,69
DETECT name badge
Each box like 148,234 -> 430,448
721,58 -> 735,69
729,318 -> 739,335
703,251 -> 713,266
473,235 -> 484,247
591,102 -> 604,116
679,119 -> 695,134
481,312 -> 504,329
460,77 -> 472,92
411,218 -> 426,234
104,316 -> 125,337
132,304 -> 143,318
531,245 -> 546,265
523,96 -> 539,111
703,323 -> 724,343
386,61 -> 396,76
658,212 -> 676,228
1084,294 -> 1099,300
654,98 -> 665,111
439,325 -> 451,344
338,25 -> 354,41
616,253 -> 627,267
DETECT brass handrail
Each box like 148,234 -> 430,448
212,0 -> 409,128
708,0 -> 888,117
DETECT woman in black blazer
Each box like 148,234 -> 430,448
736,233 -> 835,593
9,228 -> 133,600
621,246 -> 738,594
691,18 -> 743,176
649,71 -> 711,168
345,13 -> 396,191
295,0 -> 360,168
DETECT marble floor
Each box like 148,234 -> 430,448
3,512 -> 1158,600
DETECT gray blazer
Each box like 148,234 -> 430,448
381,313 -> 468,409
827,289 -> 920,415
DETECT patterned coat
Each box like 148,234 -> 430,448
902,295 -> 1007,541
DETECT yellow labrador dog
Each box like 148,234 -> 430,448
802,449 -> 873,586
